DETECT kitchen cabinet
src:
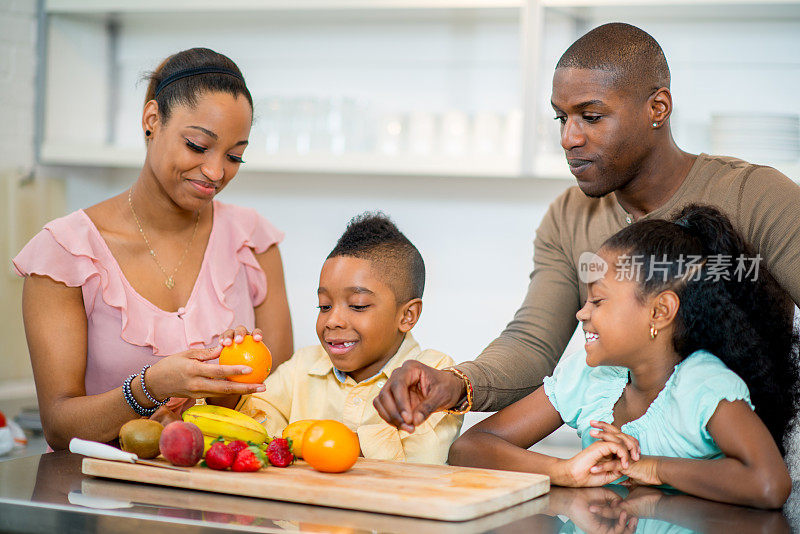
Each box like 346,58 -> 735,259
39,0 -> 800,180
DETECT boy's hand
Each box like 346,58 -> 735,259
149,406 -> 181,427
220,325 -> 263,346
373,361 -> 465,433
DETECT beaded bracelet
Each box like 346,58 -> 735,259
443,367 -> 473,415
140,364 -> 170,407
122,372 -> 157,417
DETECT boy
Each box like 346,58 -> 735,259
236,213 -> 462,463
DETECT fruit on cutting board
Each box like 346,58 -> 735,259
302,420 -> 360,473
205,438 -> 236,470
266,437 -> 294,467
232,445 -> 267,472
219,334 -> 272,384
281,419 -> 317,459
227,439 -> 250,457
182,404 -> 267,449
119,419 -> 163,459
159,421 -> 204,467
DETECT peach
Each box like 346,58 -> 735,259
159,421 -> 204,467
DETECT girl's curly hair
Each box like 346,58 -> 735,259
603,204 -> 798,453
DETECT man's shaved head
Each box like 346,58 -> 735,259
556,23 -> 670,95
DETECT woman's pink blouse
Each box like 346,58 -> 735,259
12,201 -> 284,407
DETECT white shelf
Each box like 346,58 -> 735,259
39,1 -> 800,182
39,144 -> 522,179
532,153 -> 571,180
43,145 -> 797,182
531,152 -> 800,183
46,0 -> 523,13
543,0 -> 799,5
542,0 -> 800,21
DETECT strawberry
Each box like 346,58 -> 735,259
205,439 -> 235,470
232,446 -> 266,472
266,437 -> 294,468
227,440 -> 249,457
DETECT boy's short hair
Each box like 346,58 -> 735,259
328,212 -> 425,302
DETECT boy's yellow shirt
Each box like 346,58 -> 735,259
236,333 -> 463,464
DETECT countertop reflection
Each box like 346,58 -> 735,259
0,451 -> 795,533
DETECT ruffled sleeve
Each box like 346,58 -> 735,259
208,202 -> 285,309
13,212 -> 94,282
543,349 -> 627,435
13,205 -> 286,358
542,350 -> 589,427
12,211 -> 108,314
671,351 -> 753,442
164,202 -> 285,354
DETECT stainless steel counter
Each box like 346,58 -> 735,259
0,451 -> 795,533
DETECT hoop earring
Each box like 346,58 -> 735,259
145,129 -> 151,137
650,323 -> 658,340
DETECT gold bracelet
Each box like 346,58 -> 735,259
443,367 -> 473,415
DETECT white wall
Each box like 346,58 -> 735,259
0,0 -> 37,168
0,0 -> 41,410
56,167 -> 573,362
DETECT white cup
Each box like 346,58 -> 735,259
408,111 -> 437,155
441,110 -> 469,156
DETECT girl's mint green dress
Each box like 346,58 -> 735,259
542,349 -> 753,459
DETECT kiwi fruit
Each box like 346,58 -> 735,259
119,419 -> 164,459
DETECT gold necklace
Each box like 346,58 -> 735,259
128,187 -> 200,290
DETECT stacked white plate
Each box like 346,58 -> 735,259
710,113 -> 800,163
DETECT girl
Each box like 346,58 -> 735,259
449,204 -> 798,509
13,48 -> 293,450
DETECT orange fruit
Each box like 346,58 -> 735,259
302,420 -> 360,473
218,334 -> 272,383
281,419 -> 317,459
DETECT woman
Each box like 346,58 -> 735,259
13,48 -> 293,450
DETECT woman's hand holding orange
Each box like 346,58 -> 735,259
144,345 -> 266,400
218,325 -> 272,384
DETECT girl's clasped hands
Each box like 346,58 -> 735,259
555,420 -> 656,488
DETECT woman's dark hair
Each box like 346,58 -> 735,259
603,204 -> 798,453
144,48 -> 253,121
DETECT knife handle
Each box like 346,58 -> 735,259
70,438 -> 137,463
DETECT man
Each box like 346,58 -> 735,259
374,22 -> 800,432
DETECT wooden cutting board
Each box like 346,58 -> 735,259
81,457 -> 549,521
81,477 -> 549,534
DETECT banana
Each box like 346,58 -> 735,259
183,404 -> 267,445
202,434 -> 220,454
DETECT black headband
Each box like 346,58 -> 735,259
154,66 -> 245,98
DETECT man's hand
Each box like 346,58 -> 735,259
373,361 -> 466,432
